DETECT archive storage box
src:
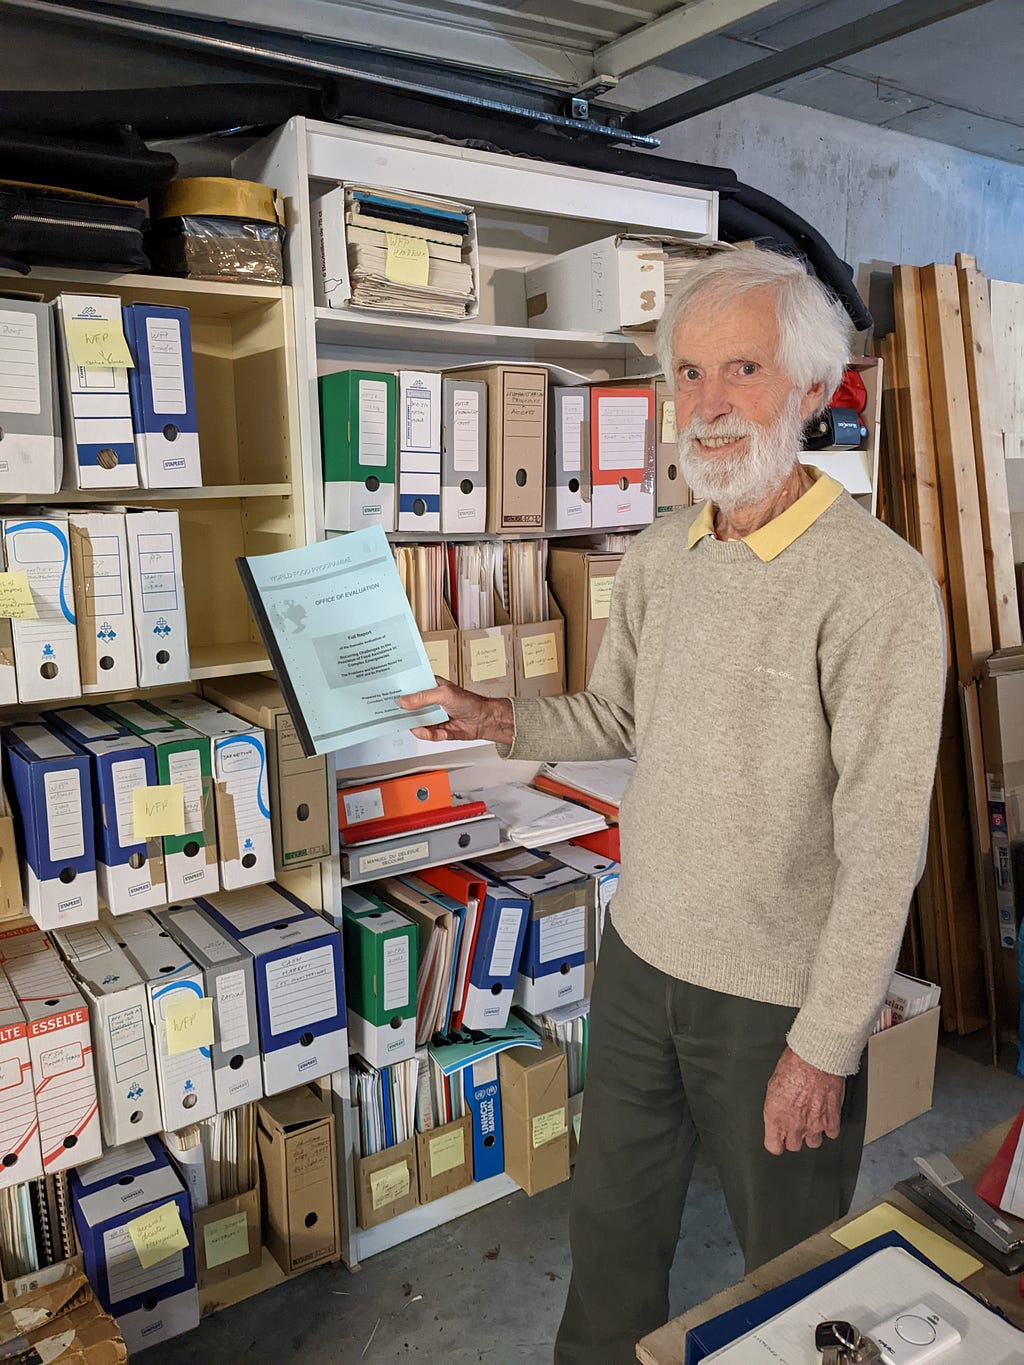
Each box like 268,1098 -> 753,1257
863,1006 -> 940,1144
415,1115 -> 472,1204
257,1088 -> 339,1275
548,548 -> 624,693
354,1137 -> 419,1230
499,1040 -> 570,1196
193,1186 -> 262,1289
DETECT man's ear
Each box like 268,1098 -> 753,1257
799,382 -> 826,422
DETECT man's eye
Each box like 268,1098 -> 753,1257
681,368 -> 700,381
739,363 -> 759,376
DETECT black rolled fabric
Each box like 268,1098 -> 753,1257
0,130 -> 177,203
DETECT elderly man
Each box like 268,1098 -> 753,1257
400,248 -> 945,1363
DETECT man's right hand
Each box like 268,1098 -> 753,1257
398,679 -> 515,746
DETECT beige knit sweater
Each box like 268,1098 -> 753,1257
505,493 -> 945,1074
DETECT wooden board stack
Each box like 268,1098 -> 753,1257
877,255 -> 1020,1040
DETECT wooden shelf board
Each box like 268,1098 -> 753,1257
2,484 -> 293,505
189,644 -> 272,680
352,1174 -> 521,1262
3,269 -> 283,315
385,525 -> 650,542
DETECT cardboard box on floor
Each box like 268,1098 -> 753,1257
193,1186 -> 262,1289
416,1115 -> 473,1203
499,1039 -> 570,1195
354,1136 -> 419,1229
257,1088 -> 339,1275
0,1262 -> 127,1364
863,1005 -> 940,1145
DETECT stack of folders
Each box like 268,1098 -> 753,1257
0,1173 -> 76,1280
508,541 -> 549,625
414,1047 -> 468,1131
352,1056 -> 420,1158
345,187 -> 477,319
535,758 -> 638,820
446,541 -> 505,630
394,543 -> 448,634
873,972 -> 941,1034
598,531 -> 638,554
163,1106 -> 258,1206
456,780 -> 606,846
528,1001 -> 589,1097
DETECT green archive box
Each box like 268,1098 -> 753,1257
320,369 -> 398,533
343,889 -> 418,1068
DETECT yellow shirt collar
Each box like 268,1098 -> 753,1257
686,467 -> 844,563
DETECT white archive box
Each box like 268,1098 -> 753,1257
0,965 -> 43,1187
0,297 -> 62,495
154,901 -> 263,1112
52,919 -> 163,1146
2,939 -> 102,1172
2,513 -> 82,703
108,908 -> 217,1129
53,293 -> 139,490
397,369 -> 442,533
121,506 -> 191,686
67,510 -> 138,692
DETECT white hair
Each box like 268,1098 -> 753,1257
655,247 -> 850,415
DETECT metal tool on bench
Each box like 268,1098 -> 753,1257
913,1153 -> 1024,1255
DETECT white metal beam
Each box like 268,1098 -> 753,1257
596,0 -> 781,79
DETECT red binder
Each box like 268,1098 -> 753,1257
977,1106 -> 1024,1210
570,826 -> 621,861
533,772 -> 620,822
338,801 -> 488,847
418,864 -> 487,1031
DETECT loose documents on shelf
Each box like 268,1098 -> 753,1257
237,525 -> 448,757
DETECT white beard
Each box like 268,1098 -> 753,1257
678,392 -> 805,514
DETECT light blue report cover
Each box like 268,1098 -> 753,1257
237,524 -> 448,756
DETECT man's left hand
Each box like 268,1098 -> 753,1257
763,1046 -> 845,1155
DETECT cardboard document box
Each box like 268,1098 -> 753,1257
256,1087 -> 339,1273
416,1114 -> 472,1203
152,697 -> 273,891
421,605 -> 461,687
0,966 -> 43,1187
111,909 -> 217,1129
342,892 -> 417,1067
454,365 -> 547,531
52,920 -> 163,1146
353,1136 -> 418,1230
654,378 -> 690,516
68,510 -> 138,693
69,1137 -> 199,1355
547,385 -> 591,531
864,1006 -> 940,1144
472,850 -> 588,1014
549,547 -> 624,693
50,706 -> 166,915
524,234 -> 670,332
122,507 -> 190,686
513,595 -> 566,701
0,785 -> 20,923
3,513 -> 82,702
154,901 -> 263,1112
0,297 -> 62,495
4,942 -> 103,1171
101,701 -> 218,900
122,303 -> 202,488
499,1039 -> 569,1196
397,370 -> 442,533
460,589 -> 515,699
441,377 -> 487,533
197,884 -> 347,1095
4,723 -> 98,929
546,840 -> 619,995
320,368 -> 398,532
589,384 -> 655,528
200,674 -> 334,873
54,293 -> 139,490
193,1185 -> 261,1288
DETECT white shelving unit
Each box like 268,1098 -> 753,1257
233,116 -> 719,1268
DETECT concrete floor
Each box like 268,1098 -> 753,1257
142,1041 -> 1024,1365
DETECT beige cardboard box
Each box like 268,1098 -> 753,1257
499,1039 -> 570,1195
455,365 -> 547,532
193,1186 -> 262,1289
514,596 -> 566,700
257,1088 -> 340,1275
201,673 -> 334,874
0,798 -> 22,923
548,548 -> 624,693
416,1115 -> 473,1203
354,1136 -> 419,1229
654,378 -> 691,517
421,601 -> 461,687
863,1006 -> 940,1144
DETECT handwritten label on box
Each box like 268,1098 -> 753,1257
589,576 -> 615,621
531,1106 -> 567,1149
369,1161 -> 410,1210
422,638 -> 452,682
164,995 -> 214,1056
429,1127 -> 465,1178
66,318 -> 135,370
469,635 -> 507,682
126,1201 -> 188,1270
0,572 -> 38,620
132,784 -> 185,839
203,1211 -> 250,1269
521,631 -> 557,680
385,234 -> 429,287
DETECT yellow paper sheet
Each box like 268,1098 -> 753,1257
429,1128 -> 465,1178
203,1211 -> 250,1269
831,1202 -> 983,1282
589,576 -> 615,621
65,317 -> 134,370
385,234 -> 430,287
369,1161 -> 409,1210
521,631 -> 558,680
468,634 -> 507,682
164,995 -> 214,1056
127,1201 -> 189,1270
0,571 -> 38,620
532,1106 -> 567,1149
660,399 -> 677,445
132,784 -> 185,839
422,638 -> 451,682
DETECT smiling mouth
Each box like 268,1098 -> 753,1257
695,435 -> 747,452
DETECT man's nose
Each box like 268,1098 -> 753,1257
695,376 -> 731,422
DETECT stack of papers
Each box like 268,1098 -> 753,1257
352,1056 -> 419,1158
874,972 -> 941,1033
540,759 -> 637,809
529,1000 -> 589,1096
446,541 -> 504,629
457,781 -> 606,845
394,542 -> 448,633
346,187 -> 477,319
509,541 -> 549,625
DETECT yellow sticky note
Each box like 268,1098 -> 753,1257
203,1211 -> 250,1270
422,638 -> 451,682
65,317 -> 135,370
468,634 -> 507,683
532,1106 -> 567,1149
660,399 -> 677,445
521,631 -> 558,680
164,995 -> 214,1056
126,1201 -> 188,1270
832,1202 -> 983,1283
369,1161 -> 410,1210
429,1127 -> 465,1178
132,784 -> 185,839
0,571 -> 37,620
589,575 -> 615,621
385,233 -> 430,287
